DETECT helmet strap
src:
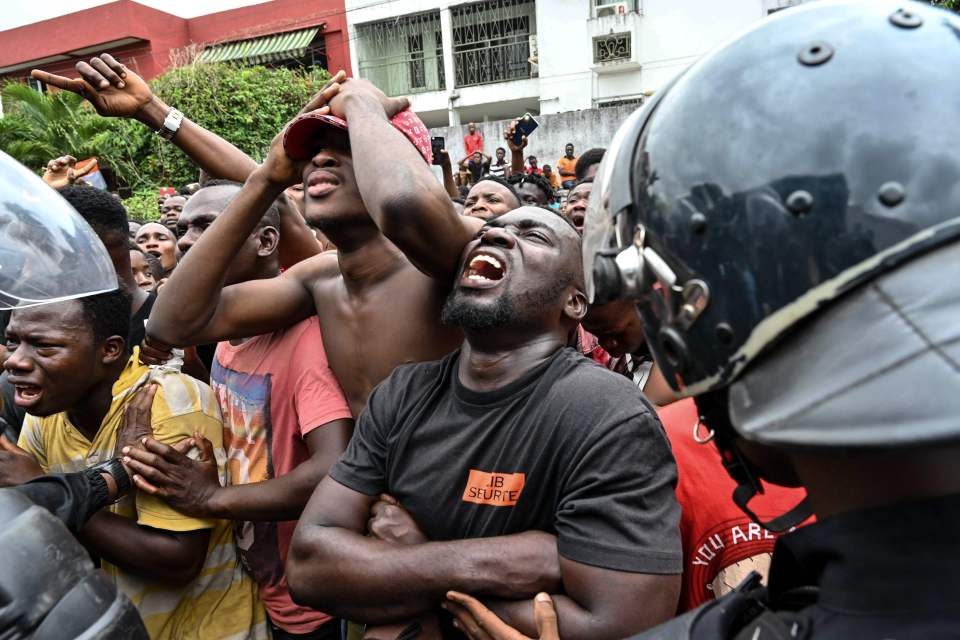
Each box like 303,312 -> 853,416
696,390 -> 813,534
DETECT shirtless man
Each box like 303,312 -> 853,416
34,56 -> 479,415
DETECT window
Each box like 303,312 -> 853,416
355,11 -> 446,96
593,33 -> 632,64
593,0 -> 639,19
451,0 -> 537,87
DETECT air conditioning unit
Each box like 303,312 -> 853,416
595,1 -> 630,19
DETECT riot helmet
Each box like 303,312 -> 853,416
583,0 -> 960,528
0,150 -> 117,309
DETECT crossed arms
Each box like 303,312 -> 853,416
286,477 -> 680,639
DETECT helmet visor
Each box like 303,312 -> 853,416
0,151 -> 117,309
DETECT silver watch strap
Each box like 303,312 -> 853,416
157,108 -> 184,141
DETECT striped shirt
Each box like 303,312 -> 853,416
19,348 -> 268,640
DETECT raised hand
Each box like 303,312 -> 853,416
327,76 -> 410,120
444,592 -> 559,640
504,120 -> 528,153
42,155 -> 93,190
0,436 -> 44,487
32,54 -> 153,119
122,432 -> 222,517
259,71 -> 346,188
367,493 -> 429,545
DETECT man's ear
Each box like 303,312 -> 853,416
101,336 -> 126,366
563,288 -> 588,324
257,225 -> 280,258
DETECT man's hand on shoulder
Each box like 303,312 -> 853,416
122,433 -> 223,518
32,54 -> 154,121
0,436 -> 43,487
114,384 -> 157,461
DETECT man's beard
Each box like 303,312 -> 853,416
441,279 -> 568,330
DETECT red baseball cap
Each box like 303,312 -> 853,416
283,109 -> 433,164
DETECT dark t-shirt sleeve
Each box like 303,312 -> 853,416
555,397 -> 682,575
328,373 -> 396,496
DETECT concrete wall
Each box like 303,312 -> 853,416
426,102 -> 639,181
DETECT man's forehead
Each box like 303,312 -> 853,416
182,185 -> 238,219
489,206 -> 571,234
10,300 -> 84,330
470,180 -> 511,196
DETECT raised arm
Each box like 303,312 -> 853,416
33,55 -> 257,182
286,477 -> 561,624
505,121 -> 528,175
330,79 -> 480,281
439,149 -> 459,199
147,84 -> 345,347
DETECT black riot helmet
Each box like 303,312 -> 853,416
586,0 -> 960,417
583,0 -> 960,527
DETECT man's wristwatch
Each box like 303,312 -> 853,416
156,108 -> 184,141
86,458 -> 132,504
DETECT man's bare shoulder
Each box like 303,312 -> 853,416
281,251 -> 341,284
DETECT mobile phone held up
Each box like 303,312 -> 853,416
431,136 -> 445,165
512,113 -> 539,146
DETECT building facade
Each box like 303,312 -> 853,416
346,0 -> 814,128
0,0 -> 351,88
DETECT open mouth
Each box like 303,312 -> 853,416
306,171 -> 339,198
461,252 -> 507,289
146,250 -> 163,259
570,211 -> 585,230
12,383 -> 43,406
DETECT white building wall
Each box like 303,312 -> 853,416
345,0 -> 815,126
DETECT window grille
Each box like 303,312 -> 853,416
355,11 -> 446,96
593,33 -> 632,64
451,0 -> 537,87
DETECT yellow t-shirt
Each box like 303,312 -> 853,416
18,349 -> 268,640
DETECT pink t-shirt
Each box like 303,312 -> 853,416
212,317 -> 352,633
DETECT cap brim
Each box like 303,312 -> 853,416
283,113 -> 348,161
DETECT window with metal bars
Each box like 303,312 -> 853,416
355,11 -> 446,96
451,0 -> 537,87
593,33 -> 632,64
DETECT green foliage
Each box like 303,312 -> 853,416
928,0 -> 960,11
124,187 -> 162,222
0,62 -> 329,205
99,63 -> 330,192
0,83 -> 114,171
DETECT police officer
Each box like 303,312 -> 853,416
582,0 -> 960,636
0,150 -> 148,639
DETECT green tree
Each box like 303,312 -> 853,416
0,83 -> 113,172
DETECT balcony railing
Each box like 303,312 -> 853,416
454,40 -> 532,87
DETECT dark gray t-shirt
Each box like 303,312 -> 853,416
330,347 -> 682,574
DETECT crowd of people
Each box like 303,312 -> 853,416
1,1 -> 959,639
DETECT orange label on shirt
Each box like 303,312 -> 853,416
461,470 -> 526,507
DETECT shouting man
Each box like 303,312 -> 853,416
286,207 -> 682,639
